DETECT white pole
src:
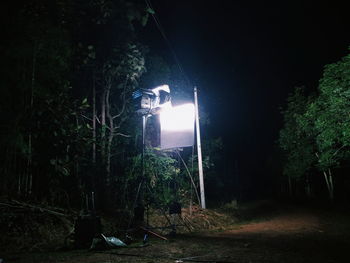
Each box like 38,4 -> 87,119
194,87 -> 206,209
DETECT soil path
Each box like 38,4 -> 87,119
3,204 -> 350,263
217,206 -> 322,236
200,205 -> 350,263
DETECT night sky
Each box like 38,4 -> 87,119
142,0 -> 350,198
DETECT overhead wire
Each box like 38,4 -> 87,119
144,0 -> 198,208
144,0 -> 192,87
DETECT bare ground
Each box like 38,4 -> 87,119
2,202 -> 350,263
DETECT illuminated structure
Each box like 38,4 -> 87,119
133,85 -> 206,209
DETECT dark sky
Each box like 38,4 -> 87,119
142,0 -> 350,198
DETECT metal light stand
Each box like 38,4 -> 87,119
194,87 -> 206,209
130,114 -> 148,227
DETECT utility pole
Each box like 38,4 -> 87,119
194,87 -> 206,209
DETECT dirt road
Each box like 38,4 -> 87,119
3,204 -> 350,263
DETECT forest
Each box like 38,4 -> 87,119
278,51 -> 350,202
0,0 -> 224,214
1,1 -> 350,262
1,0 -> 350,222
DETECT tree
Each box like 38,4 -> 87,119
303,50 -> 350,201
279,87 -> 315,197
279,49 -> 350,201
0,0 -> 92,205
70,0 -> 151,207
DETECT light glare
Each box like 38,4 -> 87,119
160,103 -> 195,132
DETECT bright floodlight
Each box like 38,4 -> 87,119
160,103 -> 195,149
160,103 -> 194,131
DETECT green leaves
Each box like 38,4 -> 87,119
146,7 -> 155,15
279,87 -> 315,179
126,149 -> 179,207
310,52 -> 350,170
279,49 -> 350,183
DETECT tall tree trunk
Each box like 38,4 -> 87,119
101,88 -> 106,164
92,75 -> 96,164
288,175 -> 292,197
27,44 -> 37,197
18,173 -> 22,196
328,169 -> 334,201
323,170 -> 334,201
305,174 -> 311,198
105,86 -> 113,188
106,132 -> 113,187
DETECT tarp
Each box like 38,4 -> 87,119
160,104 -> 195,149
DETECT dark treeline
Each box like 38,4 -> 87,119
6,0 -> 349,213
278,49 -> 350,203
0,0 -> 225,212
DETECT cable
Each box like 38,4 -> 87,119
176,150 -> 201,205
144,0 -> 192,87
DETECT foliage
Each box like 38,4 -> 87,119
0,0 -> 92,203
310,52 -> 350,170
0,0 -> 225,212
279,49 -> 350,200
125,149 -> 178,209
0,0 -> 149,207
279,87 -> 315,180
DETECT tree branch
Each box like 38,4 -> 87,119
113,76 -> 129,119
332,144 -> 346,157
81,114 -> 93,122
95,115 -> 101,124
114,132 -> 131,137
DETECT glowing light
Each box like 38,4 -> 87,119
160,103 -> 195,149
160,103 -> 195,132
